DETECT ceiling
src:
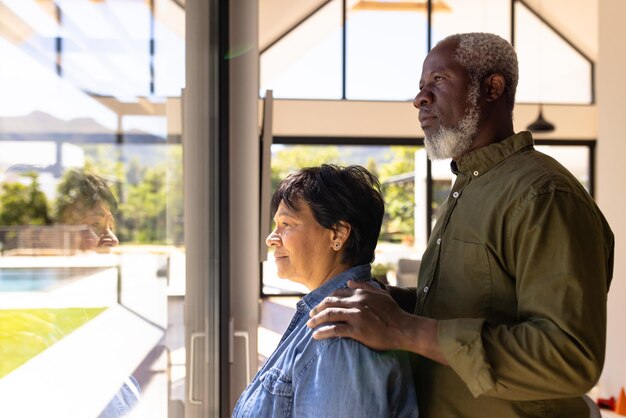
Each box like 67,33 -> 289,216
259,0 -> 598,60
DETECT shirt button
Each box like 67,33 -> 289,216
473,171 -> 479,176
436,238 -> 441,245
452,192 -> 459,198
423,286 -> 429,293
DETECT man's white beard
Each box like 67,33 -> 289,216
424,84 -> 480,160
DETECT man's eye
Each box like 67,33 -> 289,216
434,75 -> 443,81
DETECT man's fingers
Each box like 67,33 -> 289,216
309,292 -> 357,317
330,287 -> 356,298
346,279 -> 379,291
306,307 -> 359,328
311,324 -> 354,340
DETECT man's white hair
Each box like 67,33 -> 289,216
438,33 -> 519,114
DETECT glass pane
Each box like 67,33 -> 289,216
431,0 -> 511,46
345,5 -> 428,100
260,0 -> 342,99
264,143 -> 426,294
515,2 -> 592,104
60,0 -> 153,97
0,1 -> 185,416
153,0 -> 185,97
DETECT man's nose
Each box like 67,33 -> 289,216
414,88 -> 432,109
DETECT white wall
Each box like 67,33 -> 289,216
269,100 -> 597,139
597,0 -> 626,399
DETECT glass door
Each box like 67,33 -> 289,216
0,1 -> 210,417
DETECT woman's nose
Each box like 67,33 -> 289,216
265,231 -> 281,247
99,228 -> 119,247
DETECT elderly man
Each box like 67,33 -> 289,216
307,33 -> 614,418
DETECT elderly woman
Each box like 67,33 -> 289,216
233,165 -> 417,418
56,170 -> 119,251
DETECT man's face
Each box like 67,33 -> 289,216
413,39 -> 480,160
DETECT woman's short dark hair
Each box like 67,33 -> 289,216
270,164 -> 384,267
56,170 -> 118,223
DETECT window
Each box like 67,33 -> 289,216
514,1 -> 593,104
0,1 -> 185,416
260,0 -> 594,104
345,5 -> 427,100
431,0 -> 511,45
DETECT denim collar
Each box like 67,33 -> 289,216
298,264 -> 372,312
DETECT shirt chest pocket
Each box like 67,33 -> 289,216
433,238 -> 492,318
239,367 -> 294,418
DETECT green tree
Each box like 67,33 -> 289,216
378,147 -> 419,242
165,145 -> 184,245
119,165 -> 168,243
271,145 -> 341,191
0,173 -> 50,226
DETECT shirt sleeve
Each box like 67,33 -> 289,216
438,190 -> 614,400
292,338 -> 418,418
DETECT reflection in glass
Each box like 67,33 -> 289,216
0,1 -> 185,416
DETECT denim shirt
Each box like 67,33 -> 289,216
233,264 -> 418,418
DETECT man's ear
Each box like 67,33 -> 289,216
483,73 -> 506,102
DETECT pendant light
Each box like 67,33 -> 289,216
527,104 -> 555,133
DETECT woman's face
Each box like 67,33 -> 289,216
78,203 -> 119,251
266,200 -> 341,290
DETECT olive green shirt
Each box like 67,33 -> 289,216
414,132 -> 614,418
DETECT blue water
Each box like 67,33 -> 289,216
0,268 -> 105,292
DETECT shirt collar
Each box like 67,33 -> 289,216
299,264 -> 372,311
452,131 -> 534,177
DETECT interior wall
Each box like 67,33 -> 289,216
597,0 -> 626,399
268,100 -> 597,139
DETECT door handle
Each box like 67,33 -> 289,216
229,318 -> 251,384
188,331 -> 206,405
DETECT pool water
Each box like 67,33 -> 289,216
0,268 -> 106,292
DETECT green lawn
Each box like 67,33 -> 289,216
0,307 -> 106,378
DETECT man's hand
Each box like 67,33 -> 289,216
307,280 -> 448,364
306,280 -> 412,351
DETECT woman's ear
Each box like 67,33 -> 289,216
331,221 -> 351,246
483,73 -> 506,102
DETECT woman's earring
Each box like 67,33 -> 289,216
333,242 -> 341,250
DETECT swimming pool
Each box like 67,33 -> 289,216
0,268 -> 109,292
